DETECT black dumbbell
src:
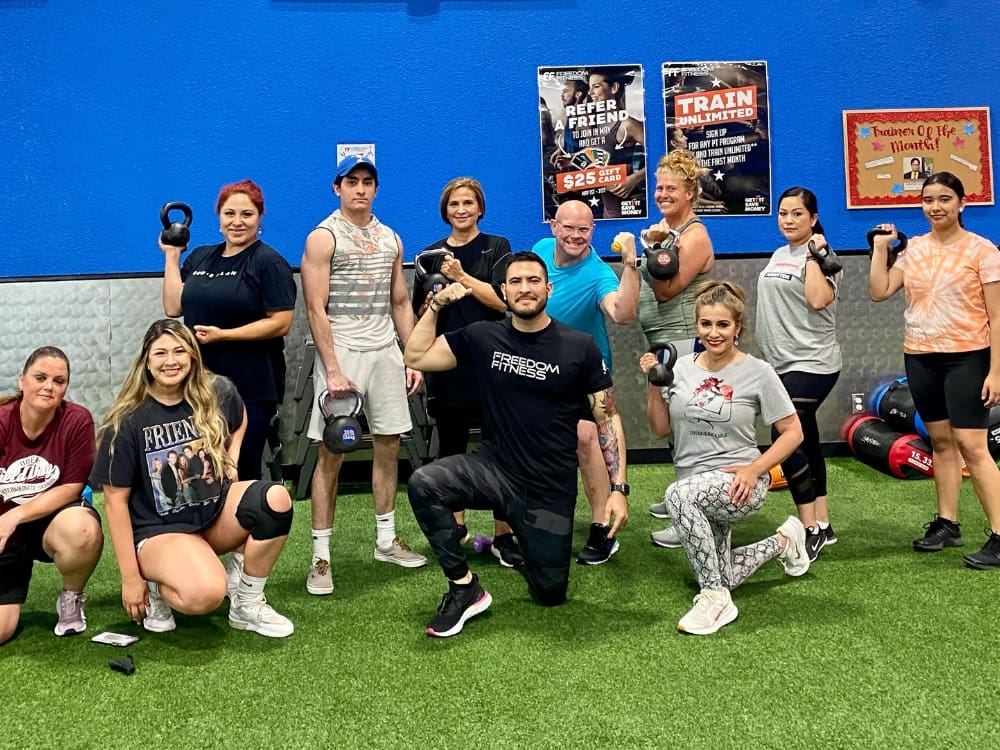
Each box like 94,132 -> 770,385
159,202 -> 193,248
648,342 -> 678,387
866,228 -> 908,268
640,228 -> 680,281
318,389 -> 365,454
414,249 -> 452,298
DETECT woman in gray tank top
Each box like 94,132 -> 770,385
636,149 -> 715,351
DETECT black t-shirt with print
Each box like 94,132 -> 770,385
445,317 -> 611,495
181,241 -> 296,403
90,377 -> 244,544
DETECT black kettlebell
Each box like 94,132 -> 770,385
160,202 -> 193,248
866,228 -> 908,268
648,342 -> 678,387
414,249 -> 453,298
640,228 -> 680,281
318,388 -> 365,454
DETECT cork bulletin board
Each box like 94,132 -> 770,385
843,107 -> 992,208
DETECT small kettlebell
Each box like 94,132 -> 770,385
866,228 -> 908,268
414,249 -> 453,298
648,342 -> 678,387
160,202 -> 193,248
318,388 -> 365,454
640,228 -> 680,281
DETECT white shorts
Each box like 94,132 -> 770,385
308,342 -> 412,439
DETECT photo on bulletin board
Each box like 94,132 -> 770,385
538,64 -> 648,222
843,108 -> 993,208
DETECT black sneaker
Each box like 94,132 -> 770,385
913,515 -> 964,552
456,524 -> 470,546
576,523 -> 620,565
821,524 -> 838,546
963,530 -> 1000,570
490,533 -> 524,568
426,575 -> 492,638
805,526 -> 825,562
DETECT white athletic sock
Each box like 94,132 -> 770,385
817,520 -> 830,530
375,511 -> 396,548
236,572 -> 267,605
312,528 -> 332,565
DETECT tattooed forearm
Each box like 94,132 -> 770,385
591,387 -> 623,484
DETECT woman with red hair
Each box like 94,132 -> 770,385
161,180 -> 296,481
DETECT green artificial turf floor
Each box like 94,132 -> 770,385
2,458 -> 998,749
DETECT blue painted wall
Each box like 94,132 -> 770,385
1,0 -> 997,277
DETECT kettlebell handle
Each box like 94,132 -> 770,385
318,388 -> 364,419
160,202 -> 193,230
414,249 -> 453,277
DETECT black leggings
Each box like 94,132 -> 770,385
771,370 -> 839,505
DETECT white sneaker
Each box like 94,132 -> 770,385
374,537 -> 427,568
677,588 -> 738,635
224,551 -> 244,600
777,516 -> 810,577
306,558 -> 334,595
651,525 -> 682,548
648,500 -> 670,519
143,582 -> 177,633
229,596 -> 294,638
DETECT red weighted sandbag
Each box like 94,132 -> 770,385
848,415 -> 933,479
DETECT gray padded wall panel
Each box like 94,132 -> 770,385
1,256 -> 907,460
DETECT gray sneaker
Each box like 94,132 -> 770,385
54,590 -> 87,636
306,558 -> 334,595
777,516 -> 810,577
143,582 -> 177,633
648,500 -> 670,519
225,551 -> 244,600
374,537 -> 427,568
651,525 -> 682,548
229,596 -> 294,638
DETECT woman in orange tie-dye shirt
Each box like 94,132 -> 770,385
869,172 -> 1000,570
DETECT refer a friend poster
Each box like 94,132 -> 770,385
662,61 -> 771,216
538,64 -> 648,221
842,108 -> 993,208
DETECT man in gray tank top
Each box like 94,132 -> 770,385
300,156 -> 427,596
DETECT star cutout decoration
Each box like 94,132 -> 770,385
712,170 -> 725,181
954,137 -> 966,149
963,123 -> 975,135
872,140 -> 885,151
711,77 -> 724,88
858,127 -> 871,139
588,196 -> 600,207
892,183 -> 904,195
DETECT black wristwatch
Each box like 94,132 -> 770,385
610,483 -> 630,496
625,257 -> 641,268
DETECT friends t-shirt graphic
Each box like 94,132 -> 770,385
148,441 -> 220,514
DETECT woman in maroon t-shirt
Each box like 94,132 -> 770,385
0,346 -> 102,644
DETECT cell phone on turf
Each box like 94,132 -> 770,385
91,632 -> 139,647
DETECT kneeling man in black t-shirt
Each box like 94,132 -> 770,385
404,251 -> 629,637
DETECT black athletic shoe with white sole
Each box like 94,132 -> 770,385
426,575 -> 492,638
576,523 -> 620,565
490,533 -> 524,568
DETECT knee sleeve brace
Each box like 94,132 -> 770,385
235,481 -> 293,540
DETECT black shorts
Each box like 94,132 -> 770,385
0,500 -> 101,606
904,349 -> 991,429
